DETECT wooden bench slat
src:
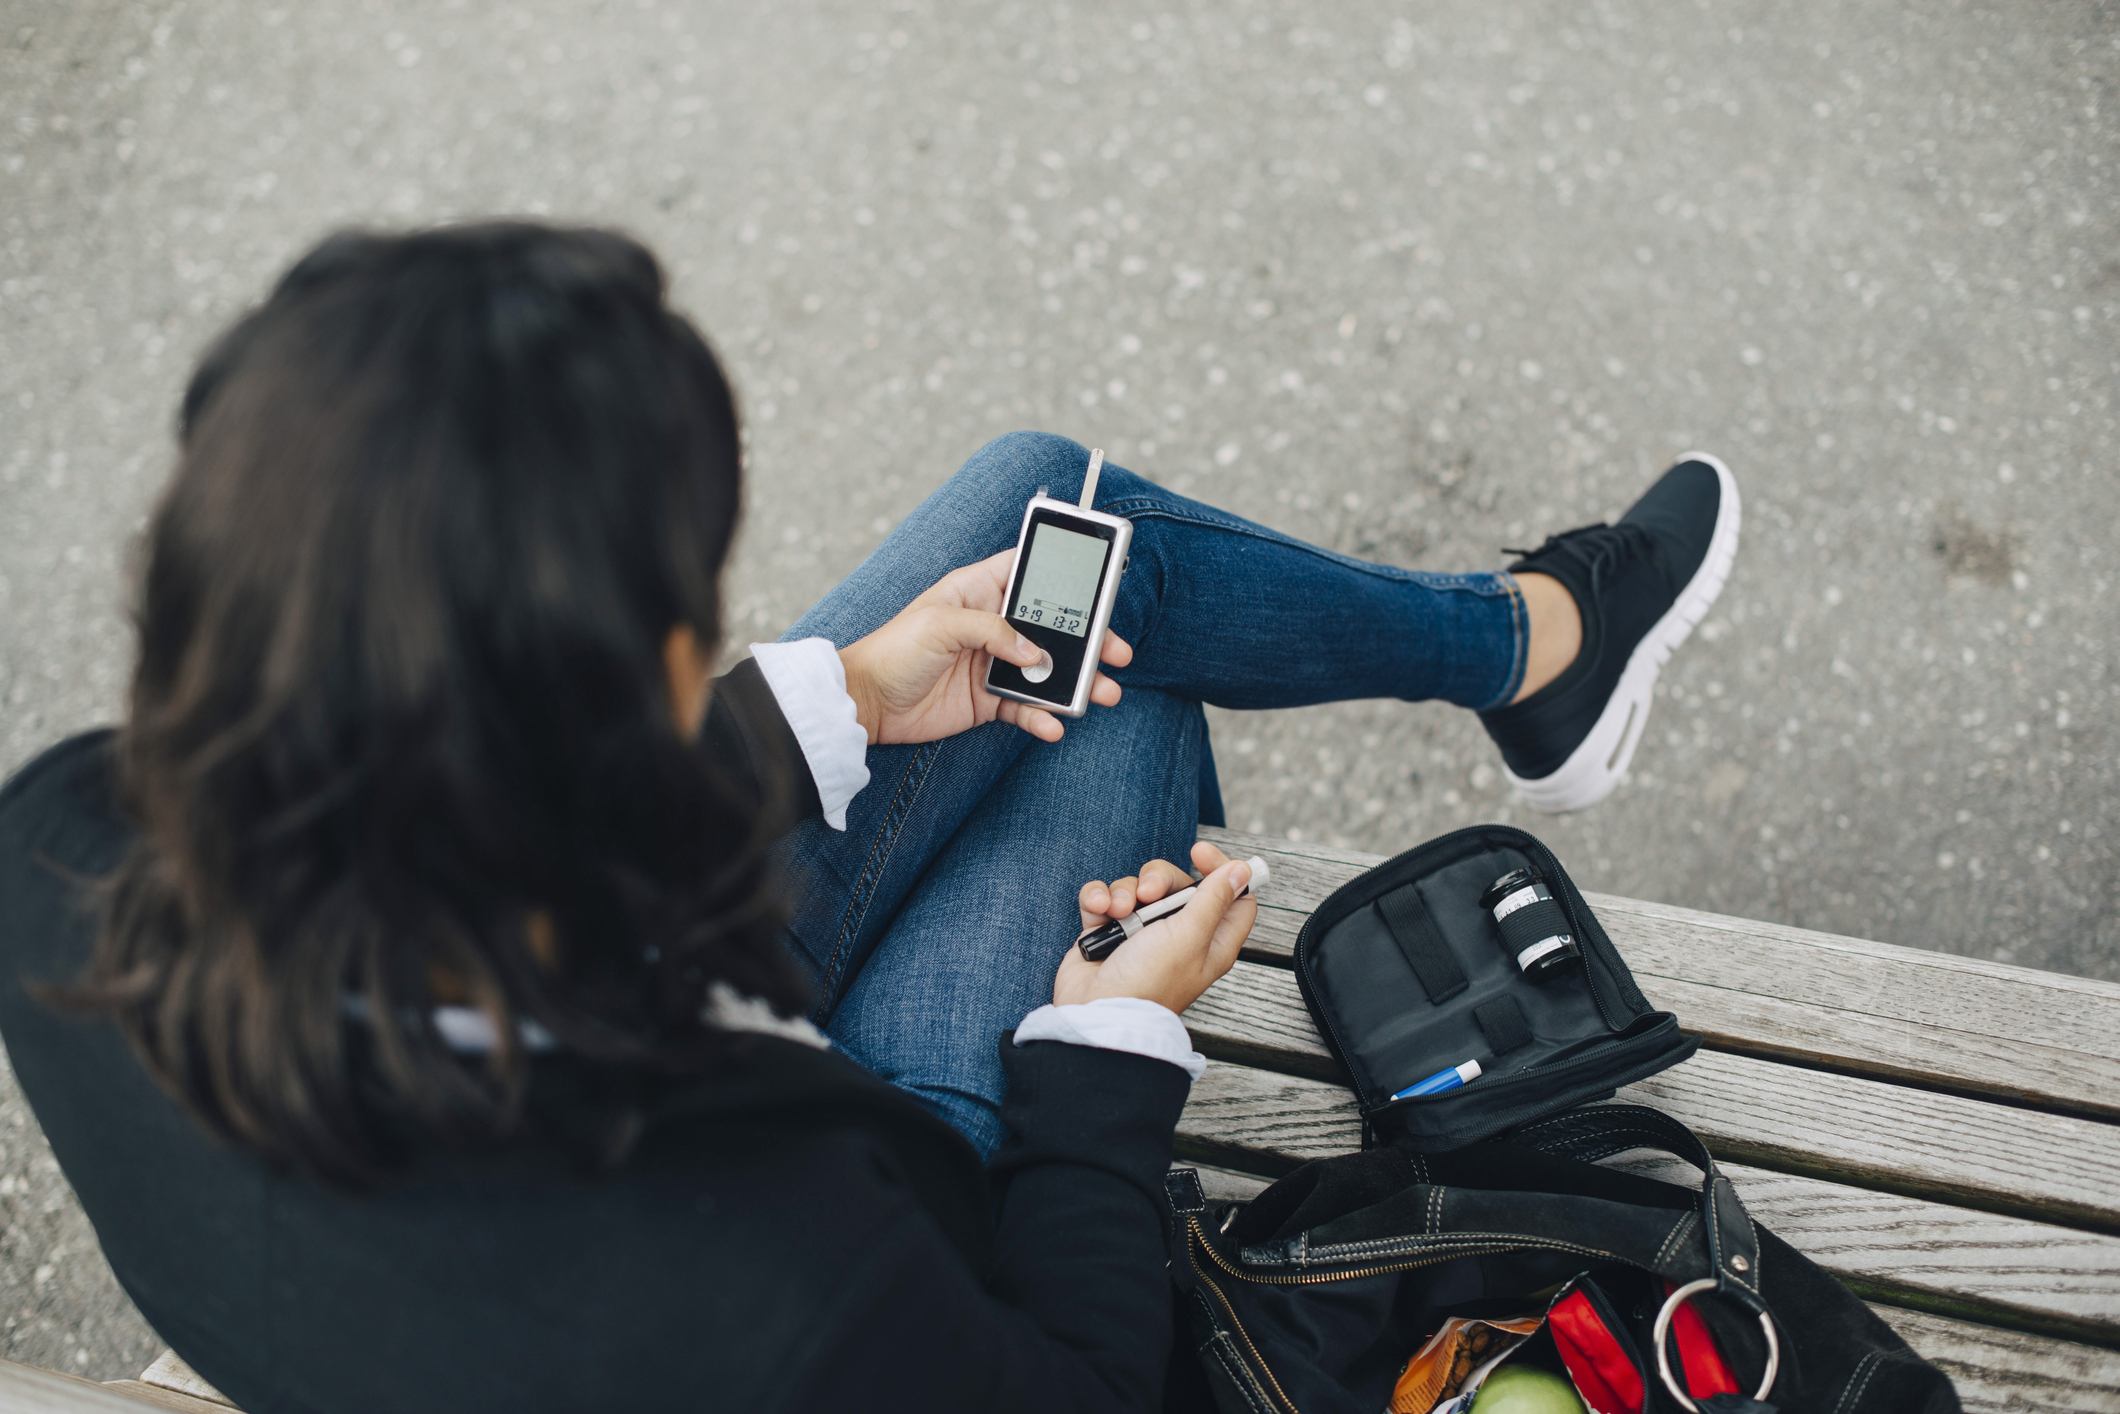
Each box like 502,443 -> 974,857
1174,1062 -> 1354,1170
1621,1049 -> 2120,1236
1872,1308 -> 2120,1414
1184,960 -> 2120,1233
1611,1157 -> 2120,1349
1198,825 -> 2120,1122
1175,1064 -> 2120,1342
1198,825 -> 1387,874
136,1353 -> 232,1408
1235,899 -> 1310,960
96,1385 -> 232,1414
1179,959 -> 1340,1078
0,1360 -> 220,1414
1596,894 -> 2120,1121
1629,969 -> 2118,1120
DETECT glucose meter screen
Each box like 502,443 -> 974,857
1010,523 -> 1109,638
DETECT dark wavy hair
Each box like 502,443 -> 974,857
65,222 -> 808,1184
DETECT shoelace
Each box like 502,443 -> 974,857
1501,520 -> 1668,593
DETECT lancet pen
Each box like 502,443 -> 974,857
1075,857 -> 1270,963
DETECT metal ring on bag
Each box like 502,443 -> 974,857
1651,1278 -> 1780,1413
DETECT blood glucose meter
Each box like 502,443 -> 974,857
984,448 -> 1133,717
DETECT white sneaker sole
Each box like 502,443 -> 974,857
1505,451 -> 1741,814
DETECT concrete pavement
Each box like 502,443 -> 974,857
1,0 -> 2115,1381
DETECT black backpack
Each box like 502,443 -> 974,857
1162,828 -> 1957,1413
1166,1106 -> 1958,1414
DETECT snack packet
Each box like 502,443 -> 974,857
1388,1315 -> 1545,1413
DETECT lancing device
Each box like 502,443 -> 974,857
1389,1059 -> 1482,1102
1075,857 -> 1271,962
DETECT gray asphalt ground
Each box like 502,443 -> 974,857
1,0 -> 2116,1383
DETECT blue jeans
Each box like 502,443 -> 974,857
776,432 -> 1526,1155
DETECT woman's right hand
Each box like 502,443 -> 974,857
1052,841 -> 1256,1015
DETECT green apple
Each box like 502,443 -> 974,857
1469,1364 -> 1588,1414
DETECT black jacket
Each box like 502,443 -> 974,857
0,670 -> 1193,1412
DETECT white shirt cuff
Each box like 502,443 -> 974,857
1013,997 -> 1207,1082
748,638 -> 870,831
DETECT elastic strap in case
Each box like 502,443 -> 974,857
1473,996 -> 1534,1053
1373,885 -> 1469,1003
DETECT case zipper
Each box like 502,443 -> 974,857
1363,1035 -> 1654,1121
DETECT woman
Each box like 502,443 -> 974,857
0,224 -> 1734,1411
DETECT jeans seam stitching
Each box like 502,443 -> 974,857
1480,574 -> 1529,711
819,740 -> 937,1013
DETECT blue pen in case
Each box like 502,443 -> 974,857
1390,1059 -> 1482,1102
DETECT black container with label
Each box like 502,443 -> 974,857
1478,866 -> 1583,983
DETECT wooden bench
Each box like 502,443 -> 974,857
6,827 -> 2118,1411
1178,825 -> 2120,1414
0,1349 -> 232,1411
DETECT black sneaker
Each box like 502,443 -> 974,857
1477,453 -> 1740,812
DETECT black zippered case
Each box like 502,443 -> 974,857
1292,824 -> 1697,1152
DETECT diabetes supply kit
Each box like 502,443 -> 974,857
1166,824 -> 1958,1414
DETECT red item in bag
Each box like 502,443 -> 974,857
1547,1280 -> 1740,1414
1549,1290 -> 1644,1414
1662,1279 -> 1739,1400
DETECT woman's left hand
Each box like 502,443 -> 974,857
1052,842 -> 1255,1014
838,550 -> 1132,745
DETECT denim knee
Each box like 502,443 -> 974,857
951,430 -> 1097,510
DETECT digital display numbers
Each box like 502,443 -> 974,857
1010,522 -> 1109,638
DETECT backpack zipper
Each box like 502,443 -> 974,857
1185,1218 -> 1302,1414
1192,1215 -> 1623,1285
